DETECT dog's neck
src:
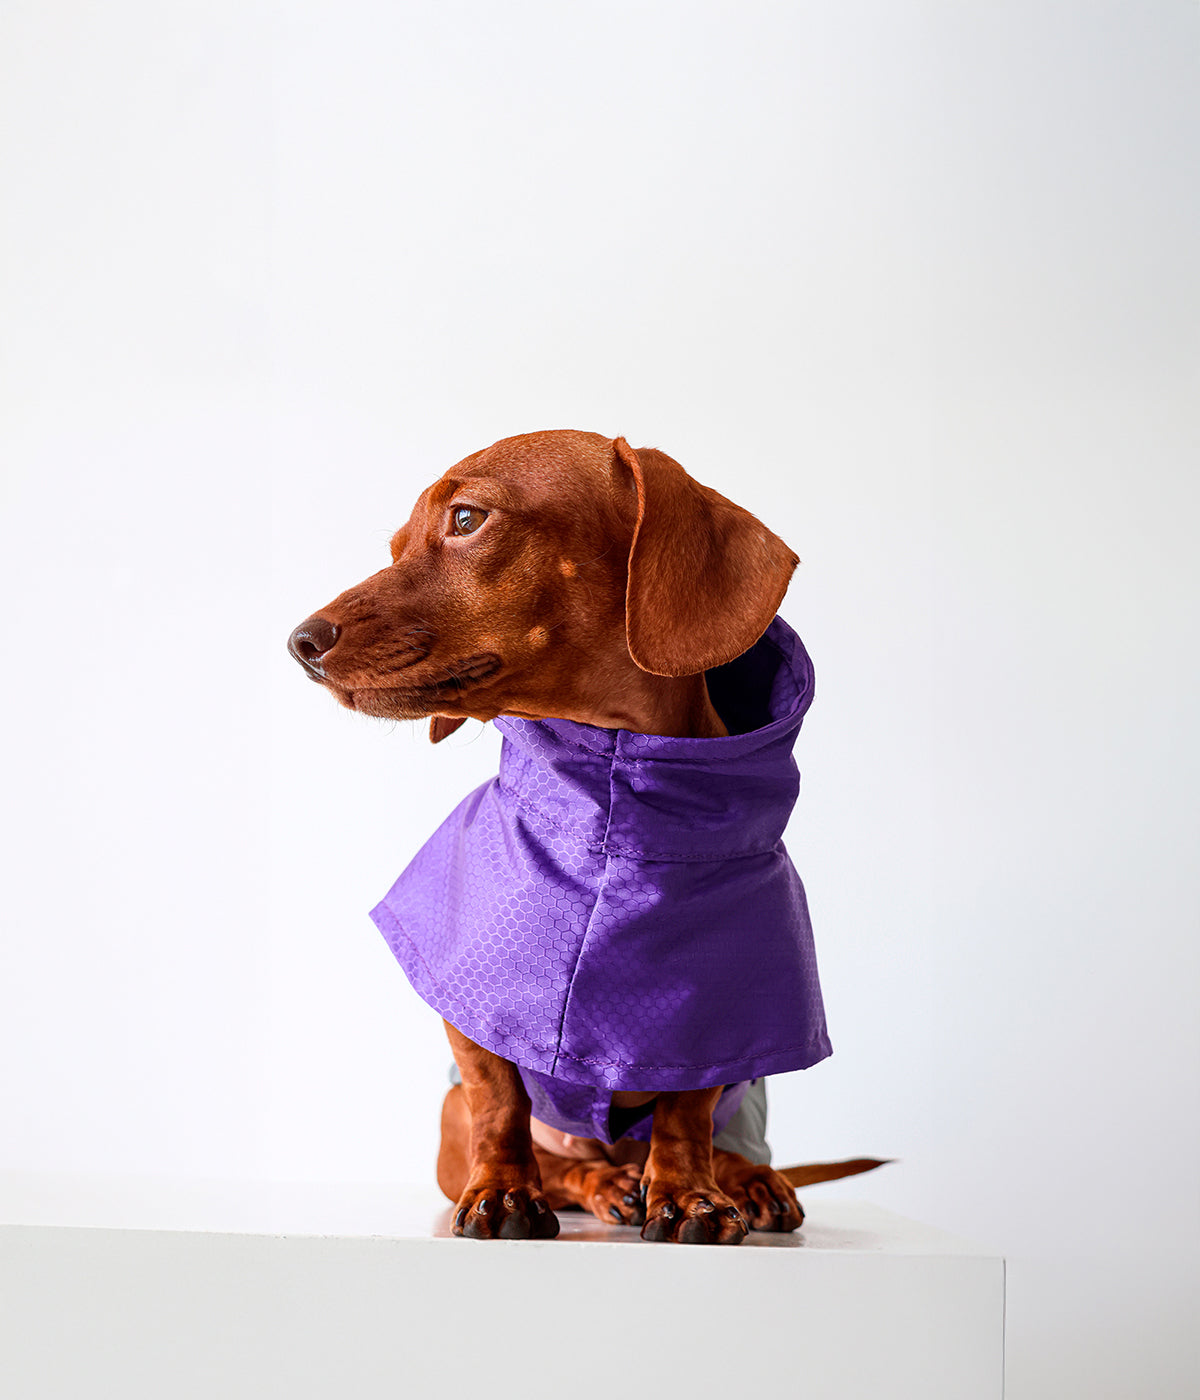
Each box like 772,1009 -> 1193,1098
587,673 -> 728,739
517,651 -> 729,739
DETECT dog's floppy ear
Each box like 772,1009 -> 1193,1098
613,437 -> 799,677
429,716 -> 467,743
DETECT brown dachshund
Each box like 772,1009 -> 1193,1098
289,430 -> 882,1243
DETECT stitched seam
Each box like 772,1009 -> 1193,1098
548,1034 -> 832,1073
494,779 -> 606,842
549,753 -> 617,1077
600,838 -> 783,863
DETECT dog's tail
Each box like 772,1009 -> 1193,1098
775,1158 -> 892,1188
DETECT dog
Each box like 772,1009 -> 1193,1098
289,429 -> 882,1243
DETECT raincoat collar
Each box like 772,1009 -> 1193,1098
492,616 -> 814,863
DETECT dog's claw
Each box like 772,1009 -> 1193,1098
641,1185 -> 746,1245
452,1184 -> 560,1241
620,1189 -> 648,1224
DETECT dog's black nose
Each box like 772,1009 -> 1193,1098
288,615 -> 340,676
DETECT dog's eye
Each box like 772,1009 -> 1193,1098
451,506 -> 487,537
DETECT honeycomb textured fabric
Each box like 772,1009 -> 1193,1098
370,617 -> 832,1144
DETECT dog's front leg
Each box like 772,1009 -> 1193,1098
444,1021 -> 560,1240
641,1088 -> 748,1244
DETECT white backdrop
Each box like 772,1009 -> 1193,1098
2,3 -> 1197,1396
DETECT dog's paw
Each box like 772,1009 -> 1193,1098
452,1184 -> 560,1240
640,1180 -> 748,1245
575,1161 -> 646,1227
713,1154 -> 804,1233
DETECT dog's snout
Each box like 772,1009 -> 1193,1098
288,615 -> 340,676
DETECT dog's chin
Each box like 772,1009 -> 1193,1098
325,653 -> 505,721
342,686 -> 438,720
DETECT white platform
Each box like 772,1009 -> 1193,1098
1,1173 -> 1004,1400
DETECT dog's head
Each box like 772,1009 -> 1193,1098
288,429 -> 798,739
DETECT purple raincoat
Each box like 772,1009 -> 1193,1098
370,616 -> 831,1144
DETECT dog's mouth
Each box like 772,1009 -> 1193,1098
332,652 -> 504,717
